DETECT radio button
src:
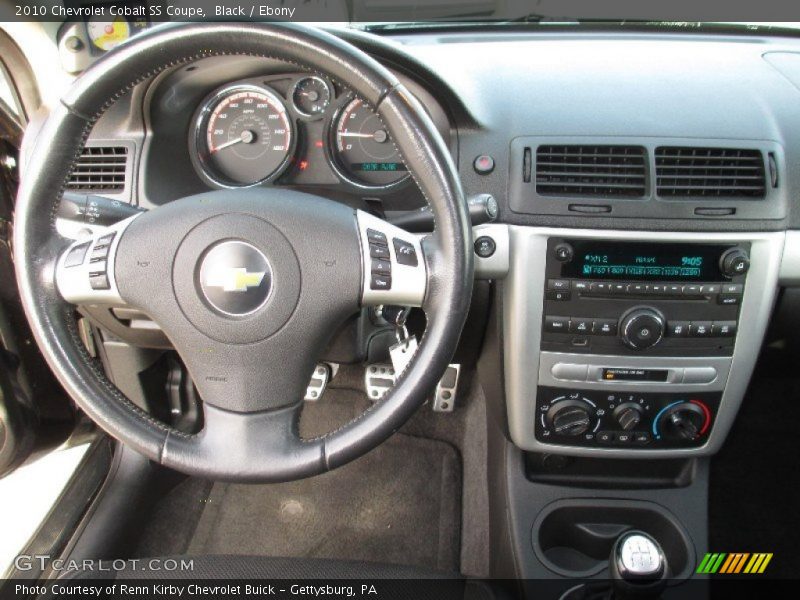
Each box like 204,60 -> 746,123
592,319 -> 618,336
569,318 -> 592,334
722,283 -> 744,295
610,283 -> 627,294
682,284 -> 702,296
548,279 -> 571,291
573,281 -> 590,293
648,284 -> 667,295
668,321 -> 690,337
690,321 -> 713,337
590,282 -> 611,294
701,284 -> 721,295
718,294 -> 741,306
544,316 -> 570,333
628,283 -> 647,295
666,284 -> 683,295
711,321 -> 737,337
546,290 -> 572,301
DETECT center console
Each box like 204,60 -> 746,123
492,226 -> 785,458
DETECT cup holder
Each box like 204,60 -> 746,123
532,498 -> 695,580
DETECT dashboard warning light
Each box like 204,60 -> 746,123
299,160 -> 309,171
314,140 -> 324,148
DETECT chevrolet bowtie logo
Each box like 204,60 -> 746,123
204,268 -> 266,292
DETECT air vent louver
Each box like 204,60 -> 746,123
66,146 -> 128,193
655,147 -> 766,198
535,145 -> 647,198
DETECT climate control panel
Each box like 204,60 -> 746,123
535,386 -> 720,449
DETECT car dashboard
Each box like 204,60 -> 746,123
29,21 -> 800,584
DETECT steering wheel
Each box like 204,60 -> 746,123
13,23 -> 473,482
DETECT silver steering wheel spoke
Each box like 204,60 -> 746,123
356,210 -> 427,307
55,214 -> 141,306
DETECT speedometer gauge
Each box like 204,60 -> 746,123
193,85 -> 294,187
331,98 -> 409,189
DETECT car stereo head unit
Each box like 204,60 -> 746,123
542,238 -> 749,357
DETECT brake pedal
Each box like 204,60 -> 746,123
365,364 -> 396,401
305,363 -> 332,401
433,364 -> 461,412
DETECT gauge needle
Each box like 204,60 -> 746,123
340,130 -> 389,142
211,130 -> 255,153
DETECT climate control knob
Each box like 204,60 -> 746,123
619,307 -> 666,350
657,402 -> 709,442
546,400 -> 592,437
613,403 -> 644,431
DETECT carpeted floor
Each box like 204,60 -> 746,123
133,383 -> 466,573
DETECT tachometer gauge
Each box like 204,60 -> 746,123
331,98 -> 409,189
87,16 -> 130,52
193,85 -> 294,187
292,76 -> 331,118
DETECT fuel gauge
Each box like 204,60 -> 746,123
291,76 -> 331,118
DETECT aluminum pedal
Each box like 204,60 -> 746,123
364,364 -> 397,401
433,364 -> 461,412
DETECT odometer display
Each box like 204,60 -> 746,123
332,98 -> 408,188
194,86 -> 294,187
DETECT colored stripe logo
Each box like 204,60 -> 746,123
697,553 -> 773,574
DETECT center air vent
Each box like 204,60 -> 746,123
66,146 -> 128,193
655,147 -> 766,198
535,145 -> 647,198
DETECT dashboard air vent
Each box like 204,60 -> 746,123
655,147 -> 766,198
66,146 -> 128,193
535,145 -> 647,198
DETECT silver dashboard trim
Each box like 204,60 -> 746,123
502,226 -> 785,458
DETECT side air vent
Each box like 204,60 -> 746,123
66,146 -> 128,193
535,145 -> 647,198
655,147 -> 766,198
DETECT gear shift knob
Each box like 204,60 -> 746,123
610,531 -> 667,599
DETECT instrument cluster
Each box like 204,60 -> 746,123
189,73 -> 411,192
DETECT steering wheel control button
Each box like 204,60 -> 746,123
474,236 -> 496,258
369,243 -> 390,260
198,240 -> 272,317
473,154 -> 495,175
370,274 -> 392,290
89,273 -> 110,290
371,259 -> 391,275
65,242 -> 90,267
393,238 -> 418,267
366,229 -> 388,246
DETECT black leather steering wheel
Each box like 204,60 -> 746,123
14,23 -> 473,482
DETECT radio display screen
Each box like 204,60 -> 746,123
562,242 -> 732,281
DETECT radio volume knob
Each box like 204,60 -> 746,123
619,307 -> 666,350
719,247 -> 750,278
